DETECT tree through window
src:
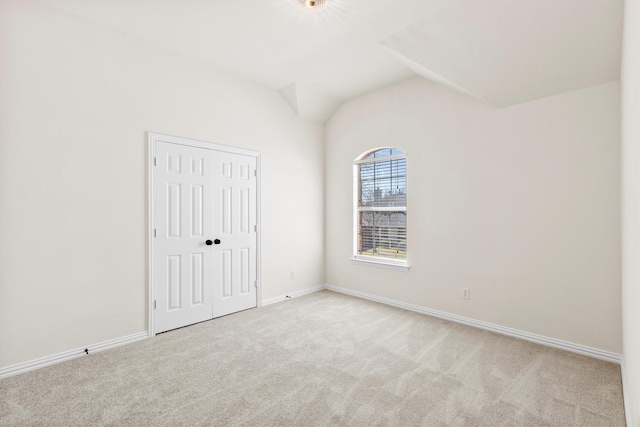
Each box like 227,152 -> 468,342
354,148 -> 407,264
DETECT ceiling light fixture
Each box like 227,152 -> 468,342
299,0 -> 330,12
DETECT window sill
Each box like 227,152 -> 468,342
351,257 -> 410,272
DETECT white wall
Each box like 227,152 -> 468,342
0,0 -> 325,369
326,78 -> 621,353
621,0 -> 640,424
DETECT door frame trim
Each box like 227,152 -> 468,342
147,132 -> 262,337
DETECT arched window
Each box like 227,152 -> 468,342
353,148 -> 408,269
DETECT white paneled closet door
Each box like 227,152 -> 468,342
211,151 -> 258,318
154,140 -> 258,334
155,142 -> 215,333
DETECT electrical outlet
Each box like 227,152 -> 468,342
290,270 -> 296,280
462,288 -> 470,299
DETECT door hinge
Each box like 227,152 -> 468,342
254,281 -> 258,288
154,228 -> 157,237
154,157 -> 157,166
254,225 -> 257,232
254,169 -> 257,177
154,300 -> 157,309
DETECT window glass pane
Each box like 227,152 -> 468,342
374,149 -> 391,158
358,158 -> 406,208
364,148 -> 404,159
357,211 -> 407,260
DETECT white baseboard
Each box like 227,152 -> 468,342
0,331 -> 148,379
261,285 -> 325,306
325,284 -> 622,364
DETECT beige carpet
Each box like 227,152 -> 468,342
0,290 -> 626,426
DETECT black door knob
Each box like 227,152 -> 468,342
205,240 -> 213,245
214,239 -> 221,245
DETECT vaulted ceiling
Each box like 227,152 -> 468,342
42,0 -> 624,122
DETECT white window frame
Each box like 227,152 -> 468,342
352,148 -> 410,272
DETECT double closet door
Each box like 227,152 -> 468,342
154,140 -> 257,334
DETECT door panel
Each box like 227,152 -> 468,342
191,185 -> 204,237
191,253 -> 204,305
212,151 -> 257,318
155,142 -> 214,333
